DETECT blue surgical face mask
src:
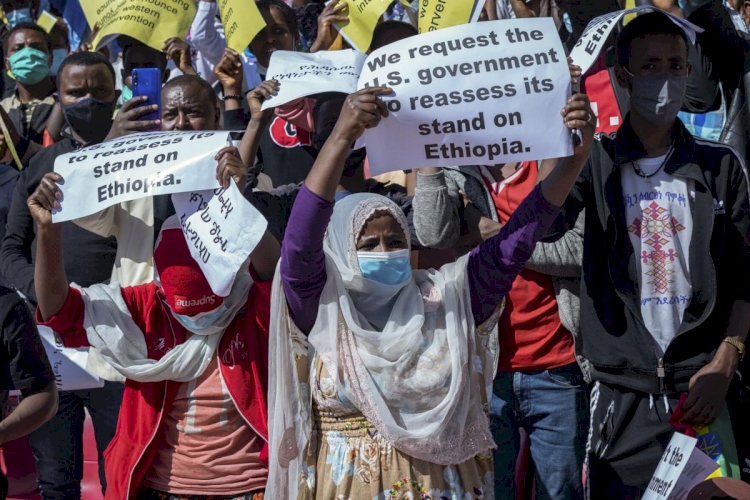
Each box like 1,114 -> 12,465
50,48 -> 68,76
357,248 -> 412,285
563,12 -> 573,34
8,47 -> 50,85
6,8 -> 32,27
173,302 -> 229,332
121,84 -> 133,103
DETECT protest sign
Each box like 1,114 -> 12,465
357,18 -> 573,176
38,326 -> 104,392
172,183 -> 268,297
569,6 -> 702,76
643,432 -> 720,500
262,50 -> 368,110
332,0 -> 391,53
218,0 -> 266,54
79,0 -> 196,51
418,0 -> 483,34
52,131 -> 233,223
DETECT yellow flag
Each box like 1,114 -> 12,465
334,0 -> 392,53
37,10 -> 58,34
79,0 -> 197,52
418,0 -> 483,33
218,0 -> 266,53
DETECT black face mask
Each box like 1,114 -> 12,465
61,97 -> 116,144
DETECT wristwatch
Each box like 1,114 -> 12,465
723,337 -> 746,361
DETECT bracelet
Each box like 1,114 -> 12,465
223,94 -> 243,101
723,337 -> 745,361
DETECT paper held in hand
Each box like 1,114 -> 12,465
52,131 -> 235,223
79,0 -> 196,52
331,0 -> 391,53
262,50 -> 368,111
417,0 -> 483,34
172,182 -> 268,297
642,431 -> 720,500
358,18 -> 573,177
568,6 -> 703,76
25,326 -> 104,393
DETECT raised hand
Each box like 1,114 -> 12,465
104,96 -> 161,141
215,146 -> 248,189
28,172 -> 64,227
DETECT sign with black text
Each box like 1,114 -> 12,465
643,432 -> 719,500
262,50 -> 367,110
357,19 -> 574,176
53,131 -> 234,223
172,182 -> 268,297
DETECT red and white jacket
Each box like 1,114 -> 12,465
37,279 -> 272,500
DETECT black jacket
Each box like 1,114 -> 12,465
687,0 -> 750,164
556,117 -> 750,394
0,138 -> 117,304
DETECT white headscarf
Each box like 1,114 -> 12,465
268,194 -> 499,499
73,216 -> 253,383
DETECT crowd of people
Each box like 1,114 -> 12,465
0,0 -> 749,499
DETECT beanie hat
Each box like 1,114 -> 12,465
153,223 -> 223,316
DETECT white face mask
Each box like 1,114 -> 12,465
172,302 -> 229,333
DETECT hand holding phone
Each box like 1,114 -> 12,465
132,67 -> 162,131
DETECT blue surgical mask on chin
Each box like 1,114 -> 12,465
173,302 -> 229,332
50,48 -> 68,76
7,8 -> 32,27
357,248 -> 412,285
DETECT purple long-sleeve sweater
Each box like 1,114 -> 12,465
281,183 -> 561,334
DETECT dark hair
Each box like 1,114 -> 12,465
57,51 -> 117,85
615,12 -> 689,69
118,35 -> 168,73
371,20 -> 417,51
256,0 -> 299,38
162,74 -> 218,107
3,22 -> 53,53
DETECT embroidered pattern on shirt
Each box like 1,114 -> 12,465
628,201 -> 687,294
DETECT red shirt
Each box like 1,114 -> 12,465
479,162 -> 575,372
37,279 -> 271,499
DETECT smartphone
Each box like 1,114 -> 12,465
131,67 -> 161,129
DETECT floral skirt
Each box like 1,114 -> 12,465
299,409 -> 494,500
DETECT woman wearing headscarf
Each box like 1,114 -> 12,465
267,86 -> 596,499
27,166 -> 281,499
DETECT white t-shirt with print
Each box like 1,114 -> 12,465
622,154 -> 694,355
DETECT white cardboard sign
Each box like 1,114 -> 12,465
171,182 -> 268,297
262,50 -> 368,110
643,432 -> 720,500
53,131 -> 234,223
357,18 -> 574,176
569,6 -> 702,76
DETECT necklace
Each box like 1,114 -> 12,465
632,148 -> 673,187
